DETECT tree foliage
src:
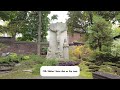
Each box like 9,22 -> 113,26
0,11 -> 50,42
87,15 -> 113,51
0,11 -> 27,39
66,11 -> 120,35
111,39 -> 120,57
51,14 -> 58,20
112,27 -> 120,37
19,11 -> 50,42
67,11 -> 91,35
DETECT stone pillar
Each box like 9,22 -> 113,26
46,22 -> 69,60
63,39 -> 69,60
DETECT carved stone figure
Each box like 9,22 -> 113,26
46,22 -> 69,60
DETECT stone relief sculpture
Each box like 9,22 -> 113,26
46,22 -> 69,60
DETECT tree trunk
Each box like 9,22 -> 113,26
98,39 -> 102,51
37,11 -> 41,56
12,33 -> 16,42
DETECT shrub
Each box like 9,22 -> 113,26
111,66 -> 118,72
32,59 -> 58,75
32,64 -> 42,75
88,65 -> 100,69
111,39 -> 120,57
69,45 -> 93,61
8,53 -> 19,63
41,47 -> 48,55
85,62 -> 93,66
116,68 -> 120,75
0,53 -> 30,64
117,61 -> 120,64
80,71 -> 93,79
23,55 -> 30,60
42,59 -> 58,66
103,62 -> 116,66
29,54 -> 46,64
90,50 -> 115,64
116,64 -> 120,68
99,65 -> 113,74
70,56 -> 78,61
79,61 -> 93,78
0,56 -> 10,64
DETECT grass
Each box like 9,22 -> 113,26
0,56 -> 42,79
80,71 -> 93,79
0,71 -> 39,79
79,61 -> 93,79
0,55 -> 59,79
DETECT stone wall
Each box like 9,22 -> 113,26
0,37 -> 48,55
68,33 -> 81,43
68,33 -> 86,43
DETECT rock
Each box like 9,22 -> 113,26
117,61 -> 120,64
23,70 -> 32,73
1,52 -> 10,57
0,67 -> 12,71
116,64 -> 120,68
15,63 -> 21,66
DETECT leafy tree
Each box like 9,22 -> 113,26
94,11 -> 120,22
87,15 -> 113,51
67,11 -> 91,35
0,11 -> 27,39
20,11 -> 50,42
111,39 -> 120,57
51,14 -> 58,21
0,11 -> 50,42
66,11 -> 120,35
112,27 -> 120,37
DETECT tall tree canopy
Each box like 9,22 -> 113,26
0,11 -> 51,42
18,11 -> 50,42
0,11 -> 27,39
66,11 -> 120,51
87,15 -> 113,51
67,11 -> 120,35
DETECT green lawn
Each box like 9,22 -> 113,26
79,61 -> 93,79
0,71 -> 39,79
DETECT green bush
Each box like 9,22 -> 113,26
32,64 -> 42,75
88,65 -> 100,69
32,59 -> 58,75
116,68 -> 120,75
89,68 -> 99,72
111,66 -> 118,72
0,53 -> 29,64
8,53 -> 19,62
85,62 -> 93,66
70,56 -> 78,61
103,62 -> 116,66
95,61 -> 103,66
90,50 -> 115,63
116,64 -> 120,68
117,61 -> 120,64
23,56 -> 30,60
99,65 -> 113,73
29,54 -> 46,64
79,61 -> 93,78
111,39 -> 120,57
42,59 -> 58,66
0,56 -> 10,64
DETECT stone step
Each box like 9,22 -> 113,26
0,67 -> 13,71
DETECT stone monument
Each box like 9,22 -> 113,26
46,22 -> 69,60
